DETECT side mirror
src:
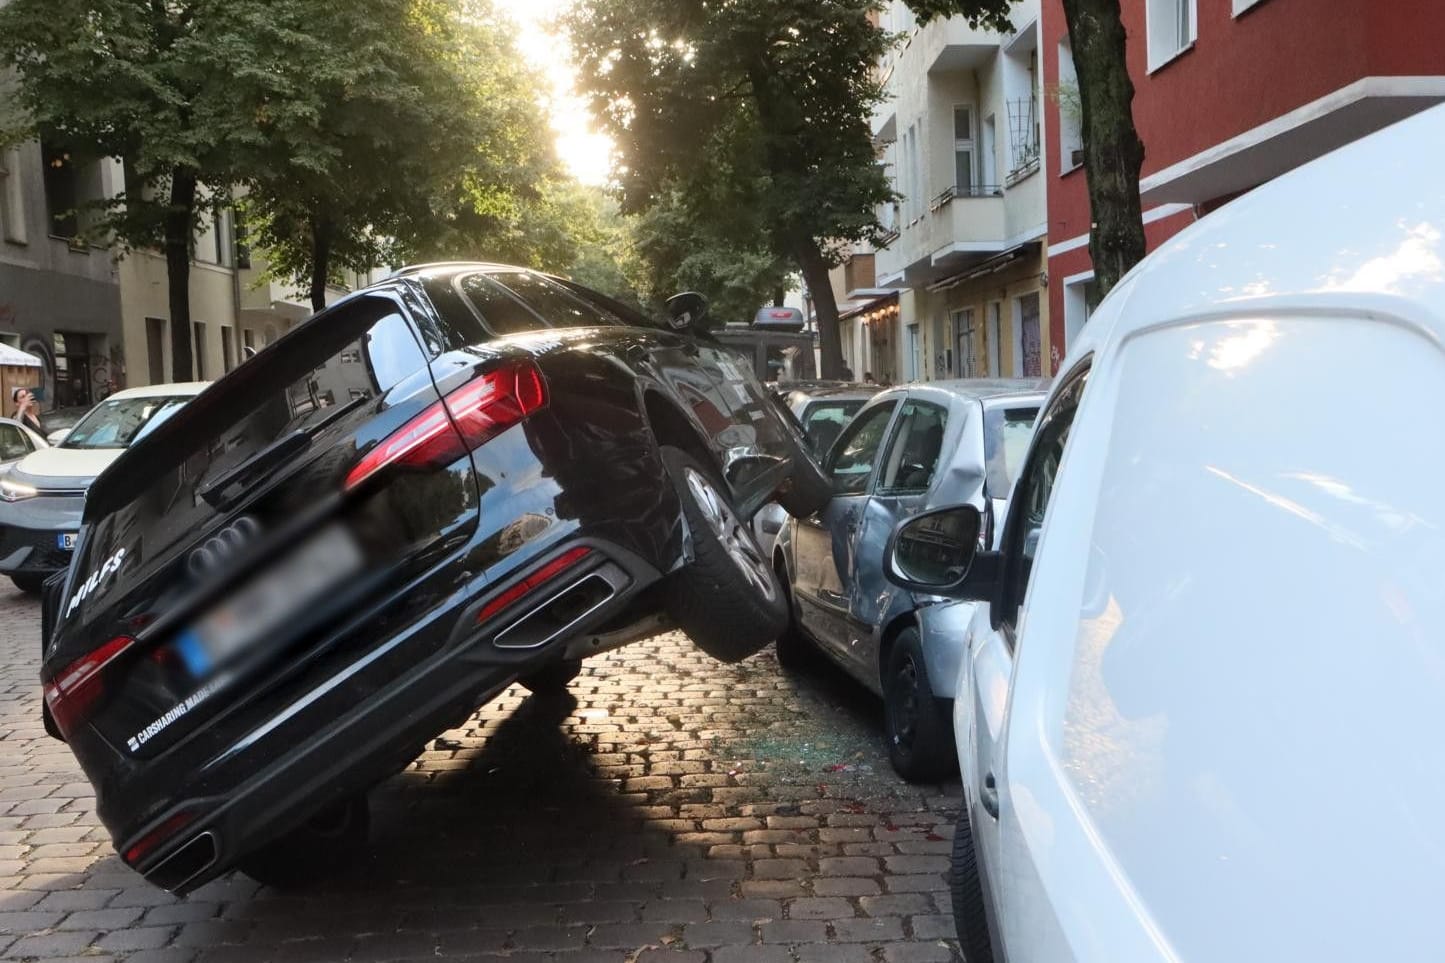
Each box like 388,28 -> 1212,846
665,291 -> 710,332
884,504 -> 996,600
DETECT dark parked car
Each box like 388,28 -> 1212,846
39,263 -> 827,893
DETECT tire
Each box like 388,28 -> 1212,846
661,446 -> 789,663
238,794 -> 370,889
883,628 -> 958,782
519,659 -> 582,695
950,808 -> 997,962
773,559 -> 813,671
10,574 -> 45,595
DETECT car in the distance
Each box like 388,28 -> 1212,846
882,105 -> 1445,963
773,379 -> 1044,780
41,263 -> 827,895
0,384 -> 207,593
0,416 -> 47,474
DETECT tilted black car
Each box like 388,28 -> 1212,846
39,263 -> 827,893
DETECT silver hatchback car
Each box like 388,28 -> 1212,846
773,379 -> 1045,780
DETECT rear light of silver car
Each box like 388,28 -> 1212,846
42,634 -> 134,739
345,359 -> 548,491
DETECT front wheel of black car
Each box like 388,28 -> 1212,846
10,574 -> 45,595
238,794 -> 370,889
662,446 -> 788,663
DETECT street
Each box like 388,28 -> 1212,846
0,583 -> 966,963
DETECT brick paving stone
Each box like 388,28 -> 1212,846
759,919 -> 827,943
682,921 -> 755,947
711,947 -> 793,963
0,590 -> 966,962
833,916 -> 907,942
812,878 -> 881,897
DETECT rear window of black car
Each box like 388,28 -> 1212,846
421,271 -> 660,349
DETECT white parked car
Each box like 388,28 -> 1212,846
0,383 -> 207,593
883,104 -> 1445,962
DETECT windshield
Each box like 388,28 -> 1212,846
61,396 -> 192,450
983,405 -> 1041,496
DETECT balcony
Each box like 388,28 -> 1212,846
875,186 -> 1008,288
919,16 -> 1001,74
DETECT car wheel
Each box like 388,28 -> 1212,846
773,560 -> 813,671
883,628 -> 957,782
237,794 -> 370,889
950,807 -> 997,963
10,574 -> 45,595
519,659 -> 582,695
661,446 -> 788,663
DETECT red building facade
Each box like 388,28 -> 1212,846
1042,0 -> 1445,370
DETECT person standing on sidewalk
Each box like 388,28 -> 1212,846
10,387 -> 45,435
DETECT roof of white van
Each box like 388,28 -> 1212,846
107,382 -> 210,400
1076,103 -> 1445,364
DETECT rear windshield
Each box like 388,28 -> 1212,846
61,396 -> 192,450
983,405 -> 1040,496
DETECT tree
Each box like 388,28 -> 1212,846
240,0 -> 559,312
904,0 -> 1146,296
567,0 -> 895,378
0,0 -> 283,380
629,186 -> 795,324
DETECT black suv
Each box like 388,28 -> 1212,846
40,263 -> 827,893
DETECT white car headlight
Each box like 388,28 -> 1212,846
0,478 -> 38,502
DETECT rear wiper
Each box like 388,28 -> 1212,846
196,395 -> 370,510
197,431 -> 311,509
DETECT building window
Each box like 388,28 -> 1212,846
1233,0 -> 1266,13
953,106 -> 976,195
986,302 -> 1002,377
1014,292 -> 1042,377
954,308 -> 979,377
1063,273 -> 1100,349
192,322 -> 206,379
1056,40 -> 1084,172
41,142 -> 80,240
980,115 -> 998,192
1147,0 -> 1196,71
221,326 -> 235,372
0,148 -> 27,245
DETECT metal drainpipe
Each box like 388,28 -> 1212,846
228,206 -> 243,369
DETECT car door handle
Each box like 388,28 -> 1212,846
980,771 -> 1000,819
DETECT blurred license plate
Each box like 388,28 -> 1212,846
56,533 -> 76,551
175,525 -> 362,677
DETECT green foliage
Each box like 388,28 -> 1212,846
237,0 -> 560,308
901,0 -> 1017,32
566,0 -> 896,374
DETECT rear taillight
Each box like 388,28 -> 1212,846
477,546 -> 593,625
42,635 -> 133,739
124,810 -> 196,866
345,360 -> 548,491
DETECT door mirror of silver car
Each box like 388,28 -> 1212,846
665,291 -> 711,332
885,504 -> 996,600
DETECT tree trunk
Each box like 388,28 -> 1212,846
164,168 -> 197,382
772,287 -> 786,308
1061,0 -> 1146,297
793,237 -> 845,380
309,213 -> 333,314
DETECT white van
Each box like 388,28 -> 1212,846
885,104 -> 1445,962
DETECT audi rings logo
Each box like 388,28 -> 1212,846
187,516 -> 261,578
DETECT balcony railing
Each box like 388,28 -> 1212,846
877,226 -> 901,248
930,184 -> 1005,212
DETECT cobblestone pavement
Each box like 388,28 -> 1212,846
0,581 -> 967,962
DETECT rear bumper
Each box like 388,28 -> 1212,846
100,537 -> 665,893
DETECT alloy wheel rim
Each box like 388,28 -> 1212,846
684,468 -> 777,601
